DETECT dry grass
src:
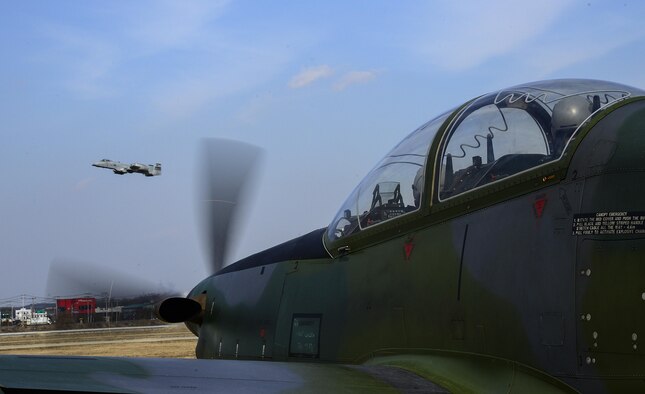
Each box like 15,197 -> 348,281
0,324 -> 197,358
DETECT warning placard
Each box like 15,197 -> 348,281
573,212 -> 645,235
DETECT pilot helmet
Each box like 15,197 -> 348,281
551,95 -> 593,156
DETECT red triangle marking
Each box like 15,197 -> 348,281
534,198 -> 547,218
404,242 -> 414,260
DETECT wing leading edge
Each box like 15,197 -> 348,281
0,355 -> 448,394
0,351 -> 581,393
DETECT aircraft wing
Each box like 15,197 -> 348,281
0,353 -> 576,393
0,355 -> 443,393
129,163 -> 146,170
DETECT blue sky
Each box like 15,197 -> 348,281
1,0 -> 645,300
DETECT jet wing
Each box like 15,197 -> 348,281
0,355 -> 444,393
0,353 -> 577,393
129,163 -> 146,170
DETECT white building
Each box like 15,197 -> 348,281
14,308 -> 51,325
14,308 -> 31,322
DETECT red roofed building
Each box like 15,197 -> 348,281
56,298 -> 96,316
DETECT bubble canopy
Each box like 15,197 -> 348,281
326,79 -> 645,243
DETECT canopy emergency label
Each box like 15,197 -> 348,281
573,212 -> 645,235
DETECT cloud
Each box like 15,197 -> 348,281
35,1 -> 289,119
518,37 -> 632,78
333,70 -> 378,91
40,25 -> 121,98
152,47 -> 291,119
38,0 -> 232,99
125,0 -> 231,53
288,65 -> 334,88
511,5 -> 645,78
416,0 -> 574,71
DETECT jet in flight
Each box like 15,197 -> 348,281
92,159 -> 161,177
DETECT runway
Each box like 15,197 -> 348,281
0,324 -> 197,358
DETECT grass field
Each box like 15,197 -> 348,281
0,324 -> 197,358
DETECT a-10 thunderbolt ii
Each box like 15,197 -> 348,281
92,159 -> 161,176
2,78 -> 645,393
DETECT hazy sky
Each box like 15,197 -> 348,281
2,1 -> 645,301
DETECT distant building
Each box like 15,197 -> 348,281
0,311 -> 12,325
95,306 -> 123,314
57,298 -> 96,316
14,308 -> 30,322
14,308 -> 51,325
56,297 -> 97,324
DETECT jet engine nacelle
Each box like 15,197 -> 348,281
130,163 -> 146,170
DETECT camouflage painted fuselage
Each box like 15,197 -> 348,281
186,88 -> 645,393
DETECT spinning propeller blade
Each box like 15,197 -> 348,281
198,139 -> 262,274
46,259 -> 175,300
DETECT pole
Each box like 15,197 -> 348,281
107,280 -> 113,327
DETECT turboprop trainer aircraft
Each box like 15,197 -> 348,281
92,159 -> 162,177
2,79 -> 645,393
